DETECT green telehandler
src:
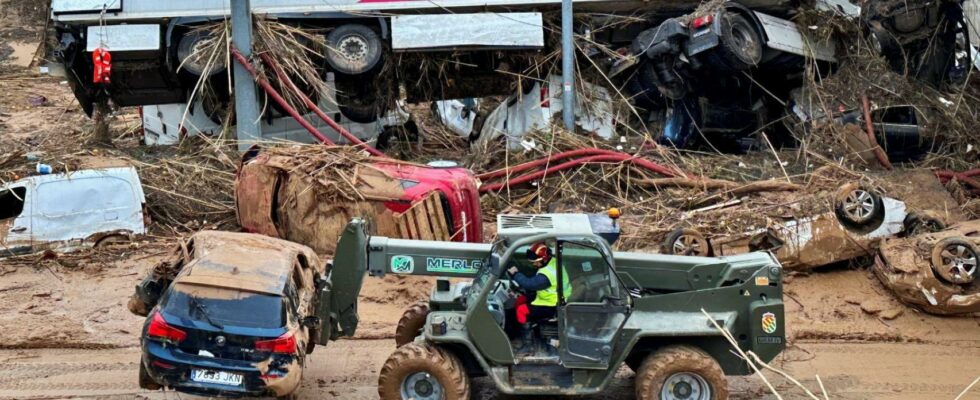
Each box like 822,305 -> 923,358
326,212 -> 785,400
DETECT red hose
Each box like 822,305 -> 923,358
935,169 -> 980,192
231,48 -> 336,145
479,154 -> 678,192
479,149 -> 683,183
478,148 -> 625,180
257,53 -> 386,157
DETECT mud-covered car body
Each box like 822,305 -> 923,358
236,150 -> 483,254
875,219 -> 980,315
0,166 -> 146,257
135,231 -> 328,398
664,183 -> 931,270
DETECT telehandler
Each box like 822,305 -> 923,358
131,212 -> 785,400
340,212 -> 785,399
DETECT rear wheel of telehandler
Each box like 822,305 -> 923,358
395,301 -> 431,347
635,345 -> 728,400
378,343 -> 470,400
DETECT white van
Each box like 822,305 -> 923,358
0,166 -> 147,257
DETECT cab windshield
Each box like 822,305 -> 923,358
466,241 -> 506,305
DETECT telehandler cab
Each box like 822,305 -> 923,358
335,213 -> 786,400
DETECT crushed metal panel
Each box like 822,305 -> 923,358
754,11 -> 836,62
392,13 -> 545,51
236,163 -> 282,238
52,0 -> 123,14
85,24 -> 161,52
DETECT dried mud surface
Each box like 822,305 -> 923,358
0,255 -> 978,399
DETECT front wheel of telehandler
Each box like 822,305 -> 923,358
395,302 -> 431,347
635,345 -> 728,400
378,343 -> 470,400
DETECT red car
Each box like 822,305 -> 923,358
236,148 -> 483,254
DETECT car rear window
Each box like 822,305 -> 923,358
163,283 -> 285,329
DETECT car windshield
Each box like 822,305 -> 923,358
163,283 -> 285,329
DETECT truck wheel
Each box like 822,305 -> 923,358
395,302 -> 431,347
378,343 -> 470,400
635,345 -> 728,400
930,237 -> 978,285
138,359 -> 162,390
325,24 -> 383,75
708,13 -> 763,71
834,183 -> 884,228
664,229 -> 712,256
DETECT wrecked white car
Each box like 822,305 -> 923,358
874,219 -> 980,315
475,75 -> 617,149
663,183 -> 942,270
0,166 -> 147,257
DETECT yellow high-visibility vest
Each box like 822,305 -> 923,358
531,259 -> 571,307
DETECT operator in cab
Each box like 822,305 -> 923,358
506,242 -> 570,353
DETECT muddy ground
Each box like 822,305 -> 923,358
1,2 -> 979,399
0,249 -> 977,399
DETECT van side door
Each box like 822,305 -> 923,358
0,185 -> 32,256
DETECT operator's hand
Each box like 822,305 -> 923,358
507,266 -> 518,276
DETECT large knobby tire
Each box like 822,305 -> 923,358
378,343 -> 470,400
395,302 -> 431,347
930,237 -> 979,285
834,183 -> 885,228
708,13 -> 763,72
663,228 -> 712,256
325,24 -> 383,75
635,345 -> 728,400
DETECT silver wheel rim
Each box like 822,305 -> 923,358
401,372 -> 443,400
338,35 -> 369,62
842,189 -> 876,222
661,372 -> 712,400
940,244 -> 978,284
673,235 -> 706,256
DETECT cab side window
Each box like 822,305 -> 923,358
560,242 -> 615,304
0,187 -> 27,221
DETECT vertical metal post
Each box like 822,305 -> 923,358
561,0 -> 576,131
231,0 -> 262,151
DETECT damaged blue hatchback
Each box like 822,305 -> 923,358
131,231 -> 334,398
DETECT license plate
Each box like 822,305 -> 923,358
190,369 -> 243,386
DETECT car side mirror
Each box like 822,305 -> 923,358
302,316 -> 322,329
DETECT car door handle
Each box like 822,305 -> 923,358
10,227 -> 27,233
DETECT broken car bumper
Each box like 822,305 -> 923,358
142,341 -> 300,398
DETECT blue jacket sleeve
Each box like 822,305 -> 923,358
511,271 -> 551,291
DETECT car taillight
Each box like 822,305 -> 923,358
147,312 -> 186,344
255,332 -> 297,354
540,85 -> 551,108
692,15 -> 714,29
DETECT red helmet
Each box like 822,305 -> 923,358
526,242 -> 552,265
